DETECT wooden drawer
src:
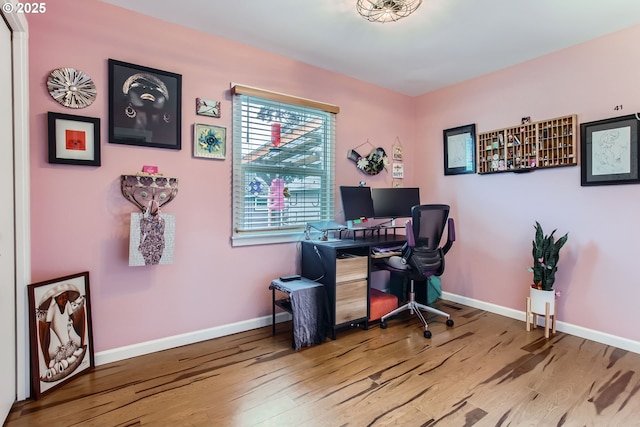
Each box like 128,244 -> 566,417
335,279 -> 367,324
336,256 -> 367,283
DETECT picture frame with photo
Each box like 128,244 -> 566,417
193,123 -> 226,160
48,112 -> 100,166
108,59 -> 182,150
580,114 -> 640,186
443,123 -> 476,175
196,97 -> 221,118
27,271 -> 94,399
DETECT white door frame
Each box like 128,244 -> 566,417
3,0 -> 31,401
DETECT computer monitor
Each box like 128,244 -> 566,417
339,186 -> 375,222
372,187 -> 421,223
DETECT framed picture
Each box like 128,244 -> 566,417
108,59 -> 182,150
27,271 -> 94,399
392,137 -> 403,161
443,123 -> 476,175
196,97 -> 221,118
193,123 -> 226,160
580,114 -> 640,186
47,112 -> 100,166
392,162 -> 404,178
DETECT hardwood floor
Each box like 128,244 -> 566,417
6,301 -> 640,426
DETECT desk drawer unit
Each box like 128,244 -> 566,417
301,240 -> 410,339
335,279 -> 368,324
335,256 -> 368,324
336,255 -> 367,282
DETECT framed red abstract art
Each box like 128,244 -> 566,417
47,112 -> 101,166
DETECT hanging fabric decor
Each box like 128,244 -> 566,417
347,139 -> 389,175
129,200 -> 175,266
267,177 -> 286,211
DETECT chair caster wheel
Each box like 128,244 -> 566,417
423,330 -> 432,339
446,319 -> 454,327
380,321 -> 387,329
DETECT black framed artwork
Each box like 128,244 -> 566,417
443,123 -> 476,175
580,114 -> 640,186
47,112 -> 101,166
27,271 -> 94,399
108,59 -> 182,150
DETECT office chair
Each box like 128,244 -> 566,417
377,204 -> 455,338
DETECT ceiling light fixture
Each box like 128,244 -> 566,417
356,0 -> 422,23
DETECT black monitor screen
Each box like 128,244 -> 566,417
340,186 -> 375,221
372,187 -> 421,219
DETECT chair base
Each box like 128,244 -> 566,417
379,281 -> 453,338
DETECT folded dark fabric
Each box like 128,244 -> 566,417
270,278 -> 328,350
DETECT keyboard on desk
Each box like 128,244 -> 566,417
371,245 -> 404,255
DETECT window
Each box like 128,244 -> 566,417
231,84 -> 339,246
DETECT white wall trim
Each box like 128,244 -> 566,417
441,292 -> 640,354
95,312 -> 291,366
96,292 -> 640,367
4,1 -> 31,401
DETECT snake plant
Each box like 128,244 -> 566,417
529,221 -> 568,291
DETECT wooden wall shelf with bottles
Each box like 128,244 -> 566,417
477,114 -> 577,174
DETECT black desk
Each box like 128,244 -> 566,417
300,235 -> 406,339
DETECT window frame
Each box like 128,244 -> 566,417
230,84 -> 339,247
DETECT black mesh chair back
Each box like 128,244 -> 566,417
407,204 -> 450,278
412,204 -> 449,251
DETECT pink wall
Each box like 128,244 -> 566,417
27,0 -> 415,352
416,25 -> 640,341
28,1 -> 640,353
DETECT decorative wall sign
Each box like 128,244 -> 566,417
443,124 -> 476,175
392,162 -> 404,178
47,112 -> 100,166
28,272 -> 94,399
581,114 -> 640,186
196,98 -> 221,118
194,124 -> 226,159
108,59 -> 182,150
392,137 -> 403,161
47,67 -> 97,109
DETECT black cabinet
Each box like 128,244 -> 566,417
301,235 -> 406,339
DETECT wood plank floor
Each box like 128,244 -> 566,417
6,301 -> 640,426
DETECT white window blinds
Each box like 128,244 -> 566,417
231,84 -> 338,246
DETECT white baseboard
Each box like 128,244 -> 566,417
95,312 -> 291,366
441,292 -> 640,354
96,294 -> 639,366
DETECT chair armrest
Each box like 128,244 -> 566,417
442,217 -> 455,255
402,219 -> 414,264
405,219 -> 415,247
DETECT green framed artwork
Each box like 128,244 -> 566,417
193,123 -> 226,160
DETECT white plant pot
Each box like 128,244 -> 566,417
529,288 -> 555,315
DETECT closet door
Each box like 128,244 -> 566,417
0,14 -> 16,421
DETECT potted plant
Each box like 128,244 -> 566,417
527,221 -> 568,316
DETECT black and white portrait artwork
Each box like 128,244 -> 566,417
109,59 -> 182,150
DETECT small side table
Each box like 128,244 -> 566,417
269,277 -> 327,350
